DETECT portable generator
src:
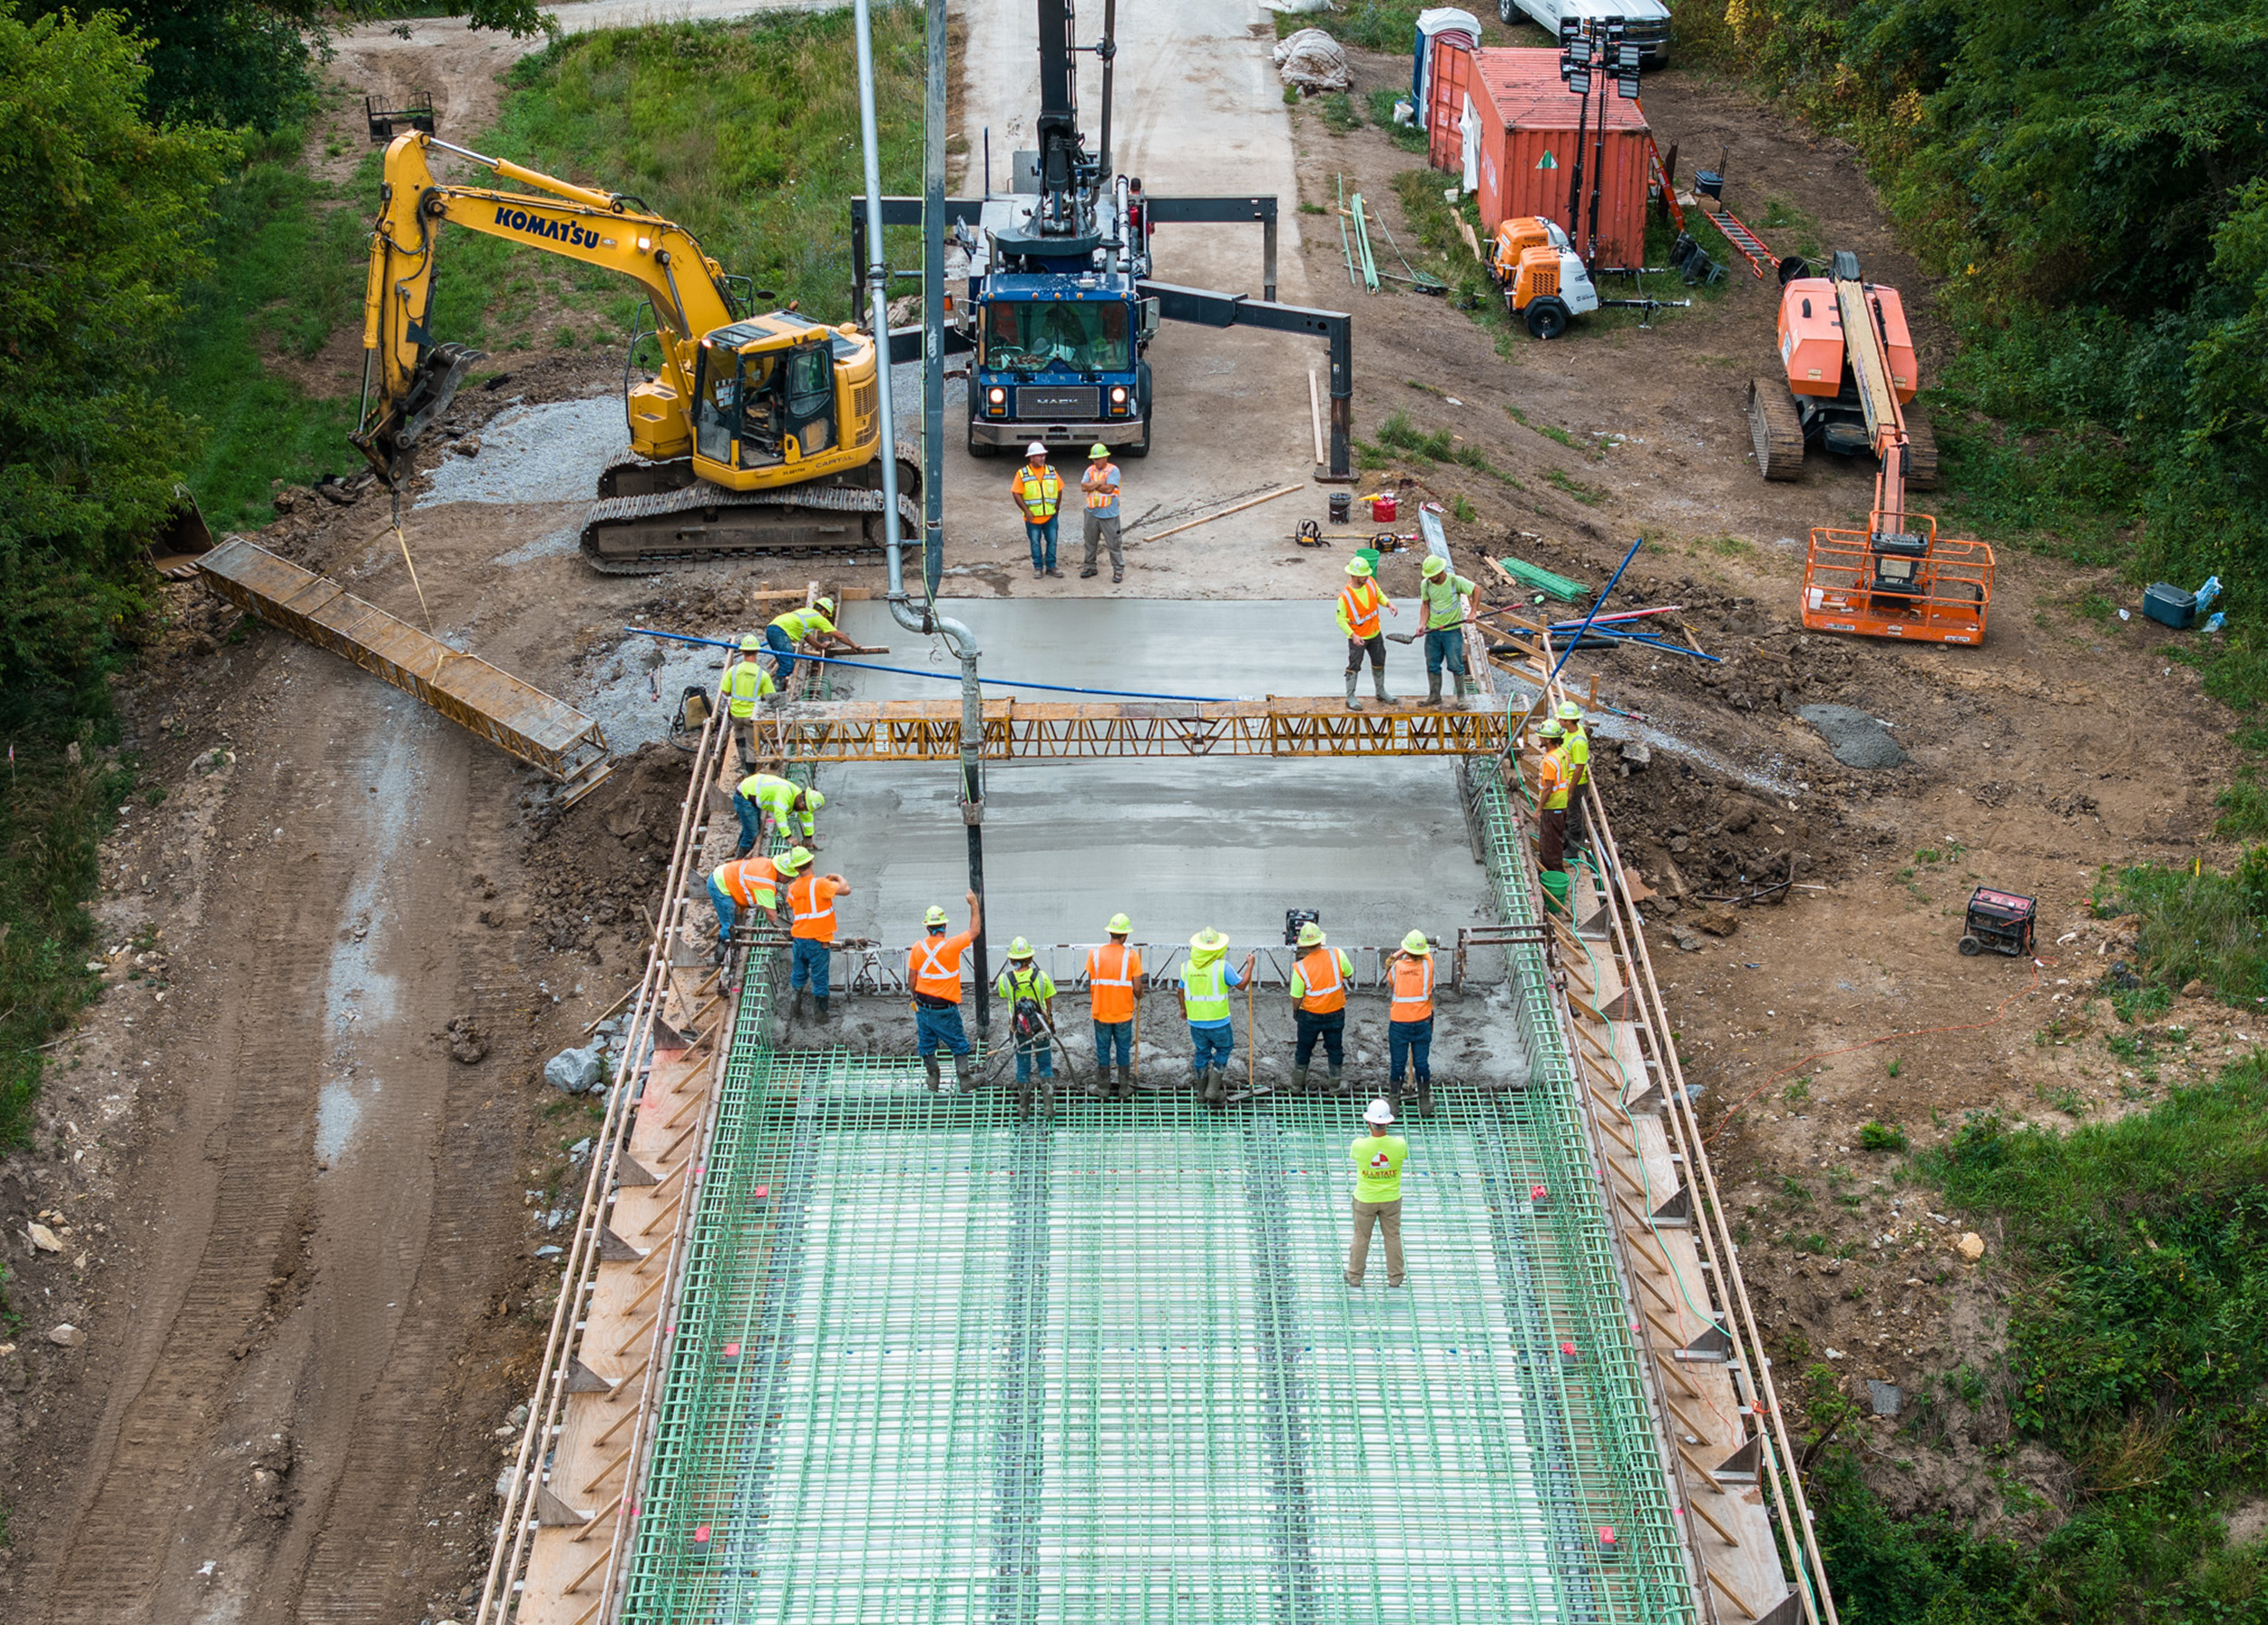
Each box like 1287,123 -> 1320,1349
1284,908 -> 1321,947
1960,887 -> 2036,958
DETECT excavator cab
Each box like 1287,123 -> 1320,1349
690,326 -> 840,475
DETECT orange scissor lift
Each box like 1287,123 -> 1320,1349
1764,251 -> 1994,644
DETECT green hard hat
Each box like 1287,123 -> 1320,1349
802,788 -> 826,808
1089,443 -> 1110,459
1538,718 -> 1565,739
1190,927 -> 1227,952
739,634 -> 761,651
1403,929 -> 1432,955
1108,913 -> 1132,935
1557,700 -> 1583,721
924,905 -> 950,928
1008,936 -> 1035,959
1420,553 -> 1448,577
777,846 -> 812,872
1297,921 -> 1325,947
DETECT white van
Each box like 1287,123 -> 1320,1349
1499,0 -> 1672,68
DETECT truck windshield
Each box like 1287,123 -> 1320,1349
982,299 -> 1129,372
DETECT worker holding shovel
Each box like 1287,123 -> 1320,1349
1417,554 -> 1478,705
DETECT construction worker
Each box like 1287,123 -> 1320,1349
784,863 -> 849,1021
1337,555 -> 1399,710
765,595 -> 857,686
1532,717 -> 1570,879
1417,554 -> 1478,705
995,938 -> 1059,1093
1080,443 -> 1124,583
1178,928 -> 1254,1108
1387,930 -> 1437,1119
1289,921 -> 1357,1096
718,634 -> 778,769
1345,1098 -> 1408,1288
1012,442 -> 1063,578
910,892 -> 982,1091
1558,699 -> 1591,857
1086,913 -> 1148,1101
706,846 -> 807,956
733,771 -> 825,857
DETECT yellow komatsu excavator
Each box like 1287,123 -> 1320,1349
354,126 -> 914,573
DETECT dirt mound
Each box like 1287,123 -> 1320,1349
526,740 -> 695,959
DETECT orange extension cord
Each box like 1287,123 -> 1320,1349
1701,954 -> 2048,1148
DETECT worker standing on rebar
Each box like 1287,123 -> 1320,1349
1532,717 -> 1570,880
1012,442 -> 1063,579
995,938 -> 1059,1096
1338,556 -> 1399,710
1386,930 -> 1437,1120
1178,929 -> 1254,1109
784,864 -> 849,1022
733,771 -> 826,858
1557,700 -> 1592,857
1086,914 -> 1148,1101
1346,1098 -> 1408,1288
718,635 -> 777,770
706,846 -> 807,959
1417,554 -> 1478,706
1289,921 -> 1357,1096
911,893 -> 982,1092
765,595 -> 858,687
1080,443 -> 1125,584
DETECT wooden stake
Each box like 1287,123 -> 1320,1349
1307,369 -> 1326,466
1146,484 -> 1303,541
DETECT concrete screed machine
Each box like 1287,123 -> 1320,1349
852,0 -> 1358,476
1748,250 -> 1995,644
354,105 -> 915,573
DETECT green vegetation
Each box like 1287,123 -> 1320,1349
1273,0 -> 1427,50
1364,88 -> 1430,154
1360,410 -> 1520,489
1317,92 -> 1362,135
2099,853 -> 2268,1007
1545,467 -> 1605,505
1813,1069 -> 2268,1622
1858,1121 -> 1909,1153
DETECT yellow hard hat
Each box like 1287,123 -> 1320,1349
1108,913 -> 1132,935
1402,930 -> 1432,955
924,905 -> 950,928
1089,443 -> 1110,459
1190,927 -> 1228,952
1008,936 -> 1035,959
801,788 -> 826,809
777,846 -> 813,872
1557,700 -> 1583,721
1420,553 -> 1448,577
739,634 -> 761,651
1344,556 -> 1374,578
816,595 -> 836,614
1538,718 -> 1565,739
1296,921 -> 1325,947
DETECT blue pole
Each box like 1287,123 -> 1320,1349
1548,535 -> 1645,682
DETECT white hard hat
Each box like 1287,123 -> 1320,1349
1364,1098 -> 1395,1124
1026,441 -> 1048,457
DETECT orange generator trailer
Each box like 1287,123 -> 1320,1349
1750,251 -> 1994,645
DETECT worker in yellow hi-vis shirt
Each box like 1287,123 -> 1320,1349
1346,1097 -> 1408,1287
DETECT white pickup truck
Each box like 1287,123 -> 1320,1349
1499,0 -> 1672,68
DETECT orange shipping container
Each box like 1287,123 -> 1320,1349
1426,44 -> 1652,269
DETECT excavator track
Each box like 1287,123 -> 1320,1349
579,457 -> 921,574
1746,377 -> 1806,482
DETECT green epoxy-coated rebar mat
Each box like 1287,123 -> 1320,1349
619,1073 -> 1690,1623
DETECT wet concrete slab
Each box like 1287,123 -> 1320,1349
818,600 -> 1498,963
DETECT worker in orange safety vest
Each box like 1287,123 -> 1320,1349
1288,919 -> 1357,1096
1533,717 -> 1571,880
706,846 -> 807,958
1085,913 -> 1149,1101
785,865 -> 850,1023
1337,555 -> 1400,710
1386,930 -> 1438,1119
910,892 -> 983,1092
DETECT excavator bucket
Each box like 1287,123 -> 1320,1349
144,485 -> 215,581
352,341 -> 485,486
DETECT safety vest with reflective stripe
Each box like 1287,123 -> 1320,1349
1538,749 -> 1571,812
1081,462 -> 1120,514
715,857 -> 780,910
1012,465 -> 1062,521
769,606 -> 836,642
787,874 -> 836,942
1294,945 -> 1351,1014
1338,580 -> 1385,641
911,929 -> 973,1000
1391,955 -> 1435,1022
719,659 -> 773,719
1086,940 -> 1144,1024
1564,724 -> 1590,788
738,774 -> 813,835
1181,958 -> 1231,1023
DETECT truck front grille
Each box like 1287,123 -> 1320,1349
1016,386 -> 1100,419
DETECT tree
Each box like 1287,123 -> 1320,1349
0,6 -> 237,735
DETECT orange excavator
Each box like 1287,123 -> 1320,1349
1749,251 -> 1993,644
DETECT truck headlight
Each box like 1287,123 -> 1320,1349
1110,387 -> 1128,404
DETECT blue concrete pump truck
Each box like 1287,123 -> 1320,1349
854,0 -> 1356,477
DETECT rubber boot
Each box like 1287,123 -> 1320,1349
1344,671 -> 1360,711
813,995 -> 829,1023
1291,1065 -> 1309,1097
1203,1068 -> 1225,1108
1116,1064 -> 1134,1101
1373,668 -> 1393,706
955,1055 -> 975,1093
1084,1063 -> 1109,1100
1418,1080 -> 1437,1119
1455,674 -> 1477,699
1328,1064 -> 1349,1098
791,988 -> 807,1020
1388,1080 -> 1403,1119
924,1056 -> 943,1092
1426,671 -> 1442,707
1189,1064 -> 1207,1097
